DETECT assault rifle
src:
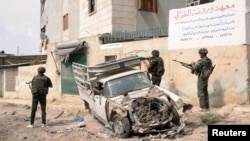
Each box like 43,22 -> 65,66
139,57 -> 151,61
26,81 -> 32,89
172,59 -> 216,75
172,59 -> 197,74
172,59 -> 193,69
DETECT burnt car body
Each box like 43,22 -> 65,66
72,56 -> 191,138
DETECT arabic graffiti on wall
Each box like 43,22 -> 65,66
168,0 -> 247,50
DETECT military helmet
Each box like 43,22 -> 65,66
152,50 -> 160,57
38,67 -> 46,74
198,48 -> 208,54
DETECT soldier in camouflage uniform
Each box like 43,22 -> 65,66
191,48 -> 213,112
147,50 -> 165,86
27,67 -> 53,128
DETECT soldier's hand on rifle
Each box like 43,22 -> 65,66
191,61 -> 195,66
26,81 -> 32,89
26,81 -> 31,84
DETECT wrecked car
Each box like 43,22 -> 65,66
72,56 -> 192,138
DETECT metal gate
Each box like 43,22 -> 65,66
61,48 -> 87,95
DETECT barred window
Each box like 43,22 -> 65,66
138,0 -> 157,13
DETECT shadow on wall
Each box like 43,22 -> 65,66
167,81 -> 190,101
167,79 -> 225,107
210,79 -> 225,107
168,81 -> 179,96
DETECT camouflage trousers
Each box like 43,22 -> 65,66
30,94 -> 47,125
197,77 -> 209,109
152,75 -> 162,86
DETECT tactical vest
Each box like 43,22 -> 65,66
148,57 -> 165,76
31,75 -> 49,95
200,57 -> 213,78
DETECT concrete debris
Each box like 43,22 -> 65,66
11,111 -> 16,115
23,105 -> 30,109
96,132 -> 111,139
143,119 -> 193,139
47,131 -> 56,137
54,111 -> 64,119
66,122 -> 86,130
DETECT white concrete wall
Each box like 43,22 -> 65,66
79,0 -> 185,35
8,42 -> 82,104
87,36 -> 249,106
246,0 -> 250,44
80,0 -> 113,37
45,0 -> 63,43
4,35 -> 249,106
135,0 -> 185,31
15,65 -> 45,100
44,0 -> 80,44
68,0 -> 80,39
9,62 -> 60,102
168,45 -> 249,106
112,0 -> 136,32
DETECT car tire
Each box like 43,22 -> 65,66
171,107 -> 180,126
112,114 -> 130,138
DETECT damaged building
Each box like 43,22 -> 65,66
2,0 -> 250,112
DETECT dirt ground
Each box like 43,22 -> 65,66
0,99 -> 250,141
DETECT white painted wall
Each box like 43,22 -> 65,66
44,0 -> 80,44
79,0 -> 113,37
88,37 -> 249,106
45,0 -> 63,43
4,35 -> 249,106
136,0 -> 185,31
112,0 -> 136,32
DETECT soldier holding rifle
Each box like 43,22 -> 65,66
27,67 -> 53,128
173,48 -> 214,112
142,50 -> 165,86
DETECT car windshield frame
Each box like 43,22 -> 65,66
103,72 -> 152,97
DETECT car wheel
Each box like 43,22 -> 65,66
112,114 -> 130,138
171,107 -> 180,126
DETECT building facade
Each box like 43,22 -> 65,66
3,0 -> 249,107
38,0 -> 188,99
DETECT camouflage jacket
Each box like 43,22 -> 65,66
31,74 -> 53,95
192,56 -> 213,78
148,57 -> 165,76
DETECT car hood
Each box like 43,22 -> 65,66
109,86 -> 185,110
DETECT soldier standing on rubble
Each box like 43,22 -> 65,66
191,48 -> 213,112
27,66 -> 53,128
144,50 -> 165,86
